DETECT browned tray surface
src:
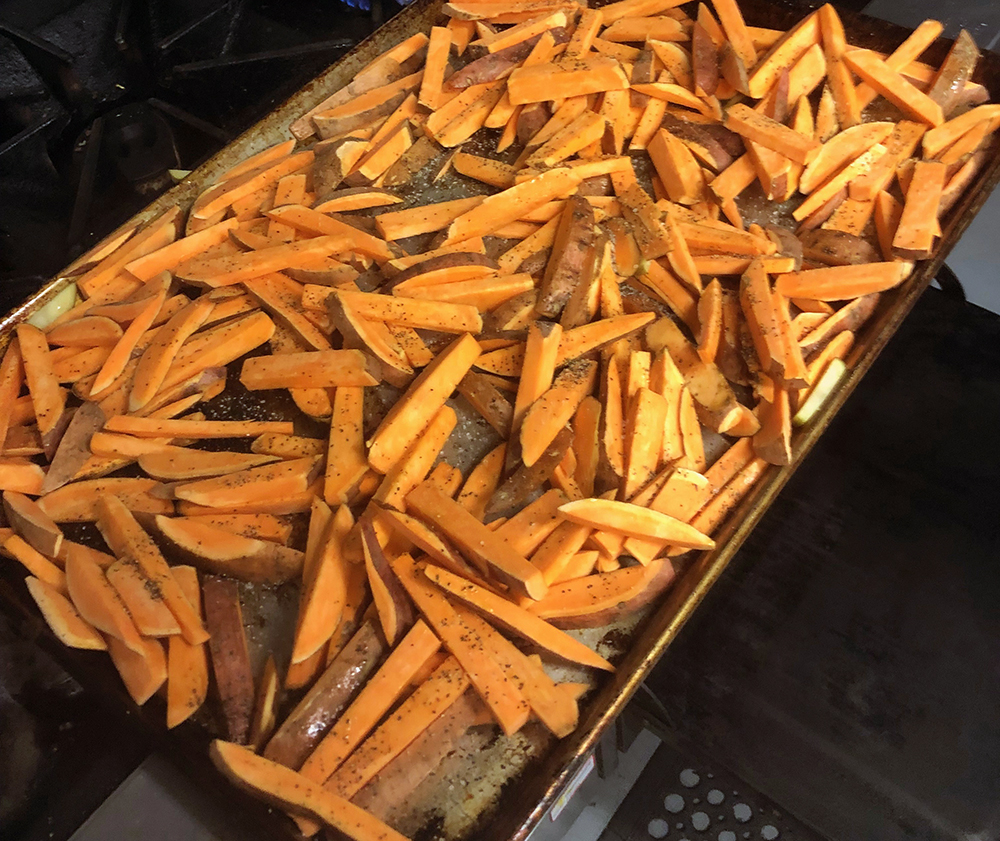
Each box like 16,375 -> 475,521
1,1 -> 999,840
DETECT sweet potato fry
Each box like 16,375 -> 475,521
892,160 -> 946,259
407,481 -> 546,599
96,496 -> 208,644
843,49 -> 943,126
520,359 -> 597,466
167,566 -> 208,728
392,555 -> 527,737
423,563 -> 614,671
174,456 -> 321,510
374,405 -> 456,511
106,636 -> 168,705
5,534 -> 66,592
368,333 -> 480,474
202,575 -> 254,743
25,575 -> 106,650
129,295 -> 215,411
529,560 -> 675,627
16,324 -> 67,460
560,497 -> 714,549
800,122 -> 895,195
457,442 -> 506,521
155,515 -> 303,584
64,550 -> 144,654
39,477 -> 173,522
4,490 -> 63,558
775,262 -> 911,300
214,740 -> 410,841
747,10 -> 820,98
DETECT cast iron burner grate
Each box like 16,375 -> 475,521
0,0 -> 386,313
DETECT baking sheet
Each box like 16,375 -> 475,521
1,1 -> 999,839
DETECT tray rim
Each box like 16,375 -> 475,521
1,2 -> 999,840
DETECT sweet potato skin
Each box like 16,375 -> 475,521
202,575 -> 255,744
536,196 -> 596,318
263,620 -> 386,770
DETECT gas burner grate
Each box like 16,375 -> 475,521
0,0 -> 386,303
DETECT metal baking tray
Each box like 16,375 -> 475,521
1,1 -> 999,839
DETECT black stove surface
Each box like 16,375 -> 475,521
0,0 -> 382,312
644,285 -> 1000,841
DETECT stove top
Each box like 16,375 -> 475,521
0,0 -> 381,313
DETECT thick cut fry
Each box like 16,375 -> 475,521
155,515 -> 303,583
529,560 -> 675,626
240,350 -> 378,391
137,448 -> 279,481
374,405 -> 456,510
407,482 -> 547,600
457,442 -> 506,521
4,490 -> 63,558
104,416 -> 292,439
105,558 -> 181,637
202,575 -> 254,743
5,535 -> 66,593
460,609 -> 578,737
174,456 -> 321,509
291,505 -> 352,664
520,359 -> 598,466
793,143 -> 887,222
559,498 -> 715,549
507,56 -> 629,105
106,636 -> 167,705
392,555 -> 527,736
325,387 -> 368,505
64,550 -> 144,654
300,620 -> 441,791
266,621 -> 386,768
220,740 -> 412,841
39,477 -> 173,522
422,564 -> 614,671
775,262 -> 911,300
129,296 -> 215,411
368,333 -> 480,474
324,651 -> 473,804
158,310 -> 275,395
648,129 -> 707,205
624,387 -> 668,499
25,575 -> 106,650
96,496 -> 208,644
747,10 -> 820,98
725,104 -> 820,165
337,288 -> 483,334
842,49 -> 943,126
166,565 -> 210,728
443,167 -> 584,245
493,488 -> 567,557
923,104 -> 1000,159
16,324 -> 67,460
892,160 -> 946,259
800,122 -> 895,195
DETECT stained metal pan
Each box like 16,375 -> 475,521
1,1 -> 999,840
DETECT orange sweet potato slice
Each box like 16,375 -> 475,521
96,496 -> 209,644
527,560 -> 676,627
155,515 -> 304,584
166,565 -> 209,728
105,558 -> 181,637
25,575 -> 106,650
64,550 -> 144,654
107,635 -> 168,705
423,563 -> 614,671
